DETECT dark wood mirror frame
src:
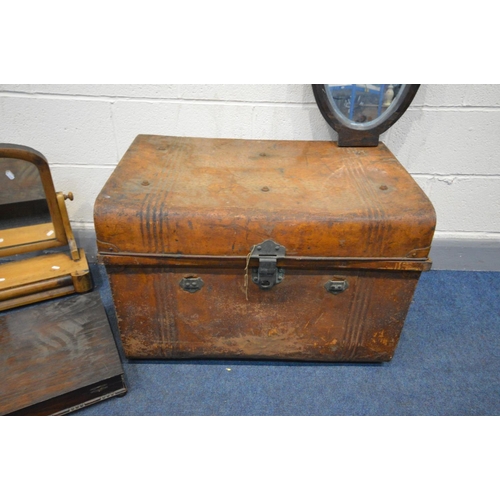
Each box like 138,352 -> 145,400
0,144 -> 91,311
312,84 -> 420,147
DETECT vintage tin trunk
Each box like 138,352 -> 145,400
94,135 -> 435,362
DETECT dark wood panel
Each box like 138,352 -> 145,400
0,291 -> 125,415
7,375 -> 126,416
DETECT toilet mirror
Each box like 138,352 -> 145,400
0,144 -> 70,257
0,144 -> 91,311
0,158 -> 50,231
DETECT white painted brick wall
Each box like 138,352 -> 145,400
1,84 -> 499,241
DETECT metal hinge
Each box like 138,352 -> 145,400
250,239 -> 286,290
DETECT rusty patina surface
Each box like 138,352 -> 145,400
106,266 -> 420,362
95,135 -> 435,361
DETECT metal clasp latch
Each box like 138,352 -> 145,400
180,277 -> 204,293
250,240 -> 285,290
324,278 -> 349,294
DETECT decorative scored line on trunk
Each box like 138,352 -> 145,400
345,152 -> 388,257
153,269 -> 180,356
140,141 -> 186,254
152,271 -> 165,354
338,272 -> 359,359
149,157 -> 172,254
140,185 -> 152,248
139,144 -> 160,249
163,272 -> 178,354
351,274 -> 375,359
342,271 -> 373,360
361,158 -> 391,257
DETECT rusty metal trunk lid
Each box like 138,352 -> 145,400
94,135 -> 435,262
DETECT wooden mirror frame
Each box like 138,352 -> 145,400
0,144 -> 91,311
312,84 -> 420,147
0,144 -> 69,257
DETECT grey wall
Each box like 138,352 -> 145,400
1,84 -> 499,269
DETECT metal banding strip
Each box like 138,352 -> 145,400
98,252 -> 432,272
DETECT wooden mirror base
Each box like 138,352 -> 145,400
0,249 -> 92,312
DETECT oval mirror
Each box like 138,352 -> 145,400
312,84 -> 420,147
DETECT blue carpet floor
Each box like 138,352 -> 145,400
75,267 -> 500,416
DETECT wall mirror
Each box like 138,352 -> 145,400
0,144 -> 91,311
312,84 -> 420,147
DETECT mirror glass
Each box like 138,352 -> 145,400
0,158 -> 51,231
325,84 -> 406,130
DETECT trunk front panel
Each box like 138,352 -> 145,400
106,265 -> 420,362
